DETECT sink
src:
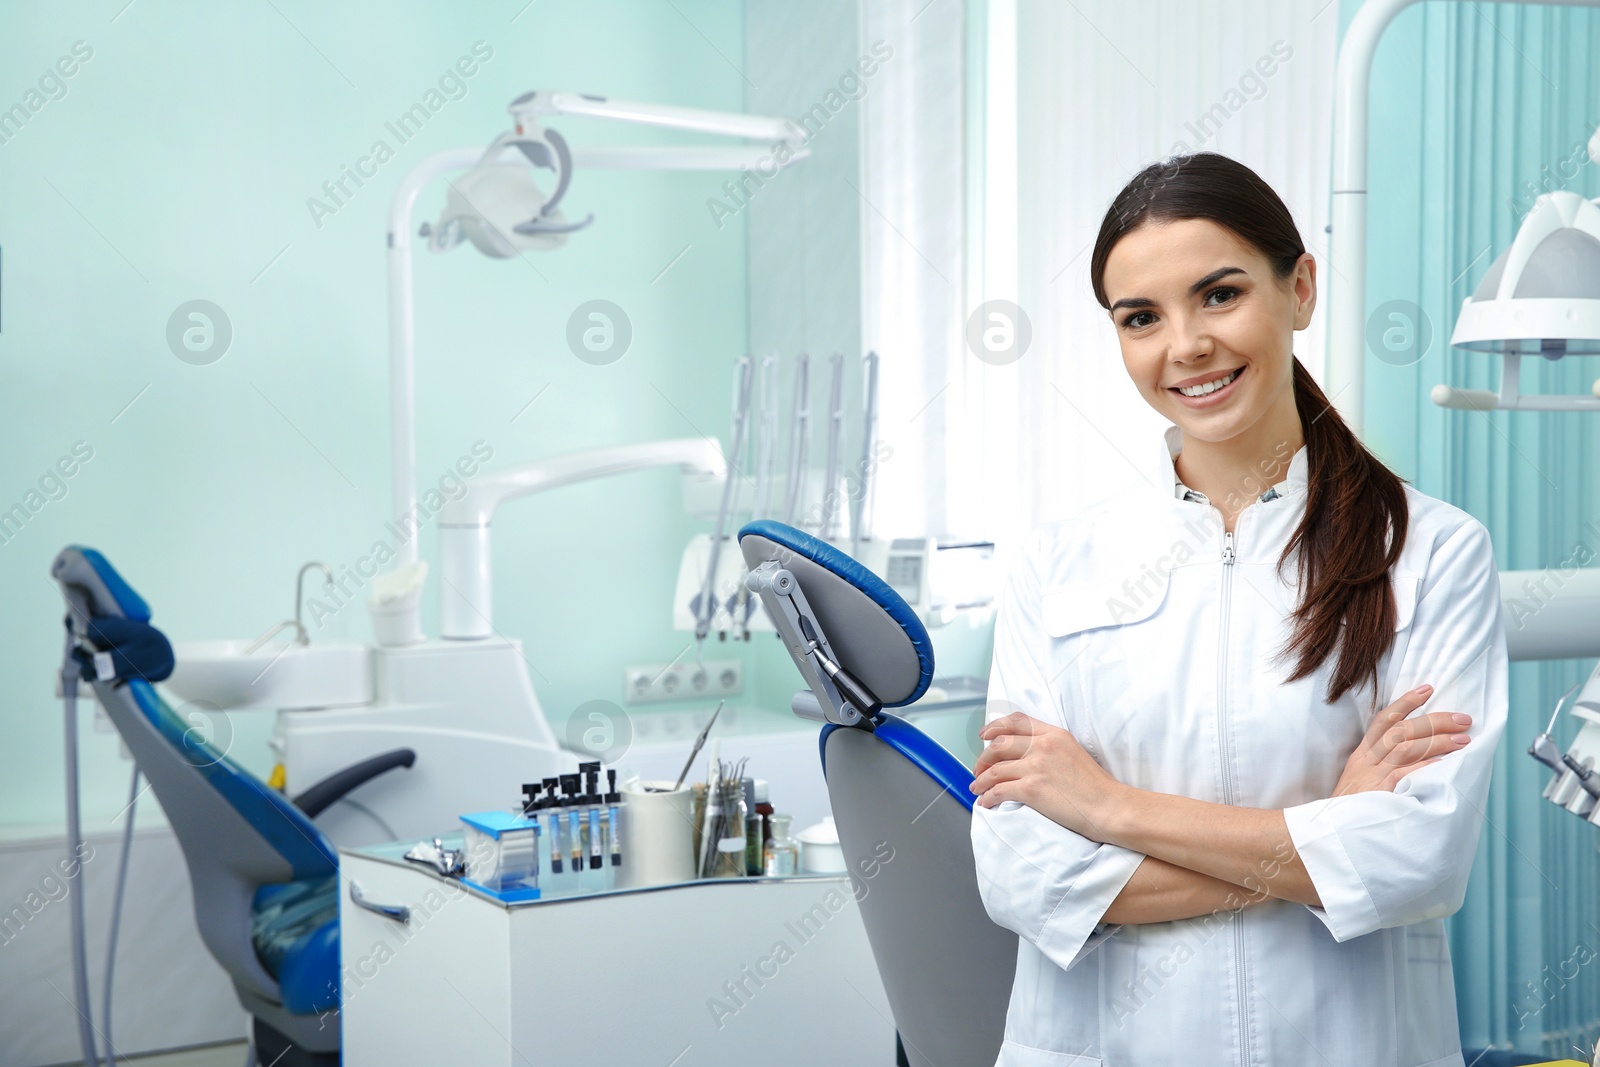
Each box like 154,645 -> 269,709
165,640 -> 373,710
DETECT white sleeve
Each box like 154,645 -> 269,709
970,535 -> 1145,972
1282,520 -> 1509,942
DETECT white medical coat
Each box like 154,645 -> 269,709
972,425 -> 1508,1067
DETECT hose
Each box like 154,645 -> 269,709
101,766 -> 141,1067
62,625 -> 101,1067
62,619 -> 140,1067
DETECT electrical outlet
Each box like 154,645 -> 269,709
624,658 -> 742,705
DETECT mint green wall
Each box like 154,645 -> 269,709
1347,0 -> 1600,1053
0,1 -> 754,827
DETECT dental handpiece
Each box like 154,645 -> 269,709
1530,681 -> 1583,772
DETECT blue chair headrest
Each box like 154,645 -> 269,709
52,546 -> 151,624
52,547 -> 172,685
737,519 -> 934,708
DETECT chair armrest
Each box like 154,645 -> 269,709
292,748 -> 416,819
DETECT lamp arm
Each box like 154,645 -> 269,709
509,89 -> 799,145
437,438 -> 727,639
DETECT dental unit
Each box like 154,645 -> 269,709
147,91 -> 808,849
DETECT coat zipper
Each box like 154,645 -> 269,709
1218,526 -> 1251,1065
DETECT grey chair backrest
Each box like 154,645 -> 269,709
823,715 -> 1018,1067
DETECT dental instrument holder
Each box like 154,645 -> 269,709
1529,659 -> 1600,822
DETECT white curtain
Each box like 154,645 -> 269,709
863,0 -> 1339,552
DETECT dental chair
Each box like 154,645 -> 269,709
738,520 -> 1017,1067
52,547 -> 416,1065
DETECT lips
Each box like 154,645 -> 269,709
1171,367 -> 1243,395
1169,365 -> 1246,408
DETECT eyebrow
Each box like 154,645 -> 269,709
1108,266 -> 1249,314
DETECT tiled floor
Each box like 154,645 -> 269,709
122,1043 -> 248,1066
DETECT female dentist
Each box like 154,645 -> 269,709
969,153 -> 1508,1067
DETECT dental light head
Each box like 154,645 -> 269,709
427,120 -> 592,257
425,89 -> 807,260
1431,190 -> 1600,412
1451,190 -> 1600,358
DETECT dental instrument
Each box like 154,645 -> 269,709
1530,681 -> 1583,771
783,354 -> 812,527
729,355 -> 780,639
821,353 -> 846,538
851,351 -> 880,559
673,699 -> 725,791
403,836 -> 466,878
691,357 -> 754,648
696,741 -> 721,877
751,354 -> 781,522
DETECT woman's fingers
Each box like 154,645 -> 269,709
969,757 -> 1025,797
1383,717 -> 1473,766
972,733 -> 1032,773
1375,711 -> 1472,764
978,711 -> 1047,741
1360,685 -> 1433,753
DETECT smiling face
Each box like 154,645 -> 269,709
1101,218 -> 1315,448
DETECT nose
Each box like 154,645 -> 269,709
1166,309 -> 1215,363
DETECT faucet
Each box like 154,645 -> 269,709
245,562 -> 336,654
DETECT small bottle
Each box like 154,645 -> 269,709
542,778 -> 566,886
752,778 -> 774,841
604,768 -> 623,884
745,813 -> 765,876
763,814 -> 799,877
582,764 -> 604,879
561,774 -> 584,886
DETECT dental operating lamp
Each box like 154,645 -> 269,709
1328,0 -> 1600,664
382,90 -> 808,641
1327,0 -> 1600,435
1331,0 -> 1600,837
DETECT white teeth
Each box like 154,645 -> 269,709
1177,368 -> 1242,397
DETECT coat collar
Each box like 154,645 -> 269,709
1160,423 -> 1309,505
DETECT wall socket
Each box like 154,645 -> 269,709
624,658 -> 742,705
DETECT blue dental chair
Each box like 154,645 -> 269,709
738,521 -> 1018,1067
52,547 -> 416,1065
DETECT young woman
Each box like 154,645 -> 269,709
968,153 -> 1508,1067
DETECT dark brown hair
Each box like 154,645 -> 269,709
1088,152 -> 1409,707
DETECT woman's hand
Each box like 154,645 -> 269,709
1332,684 -> 1472,796
970,711 -> 1125,841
